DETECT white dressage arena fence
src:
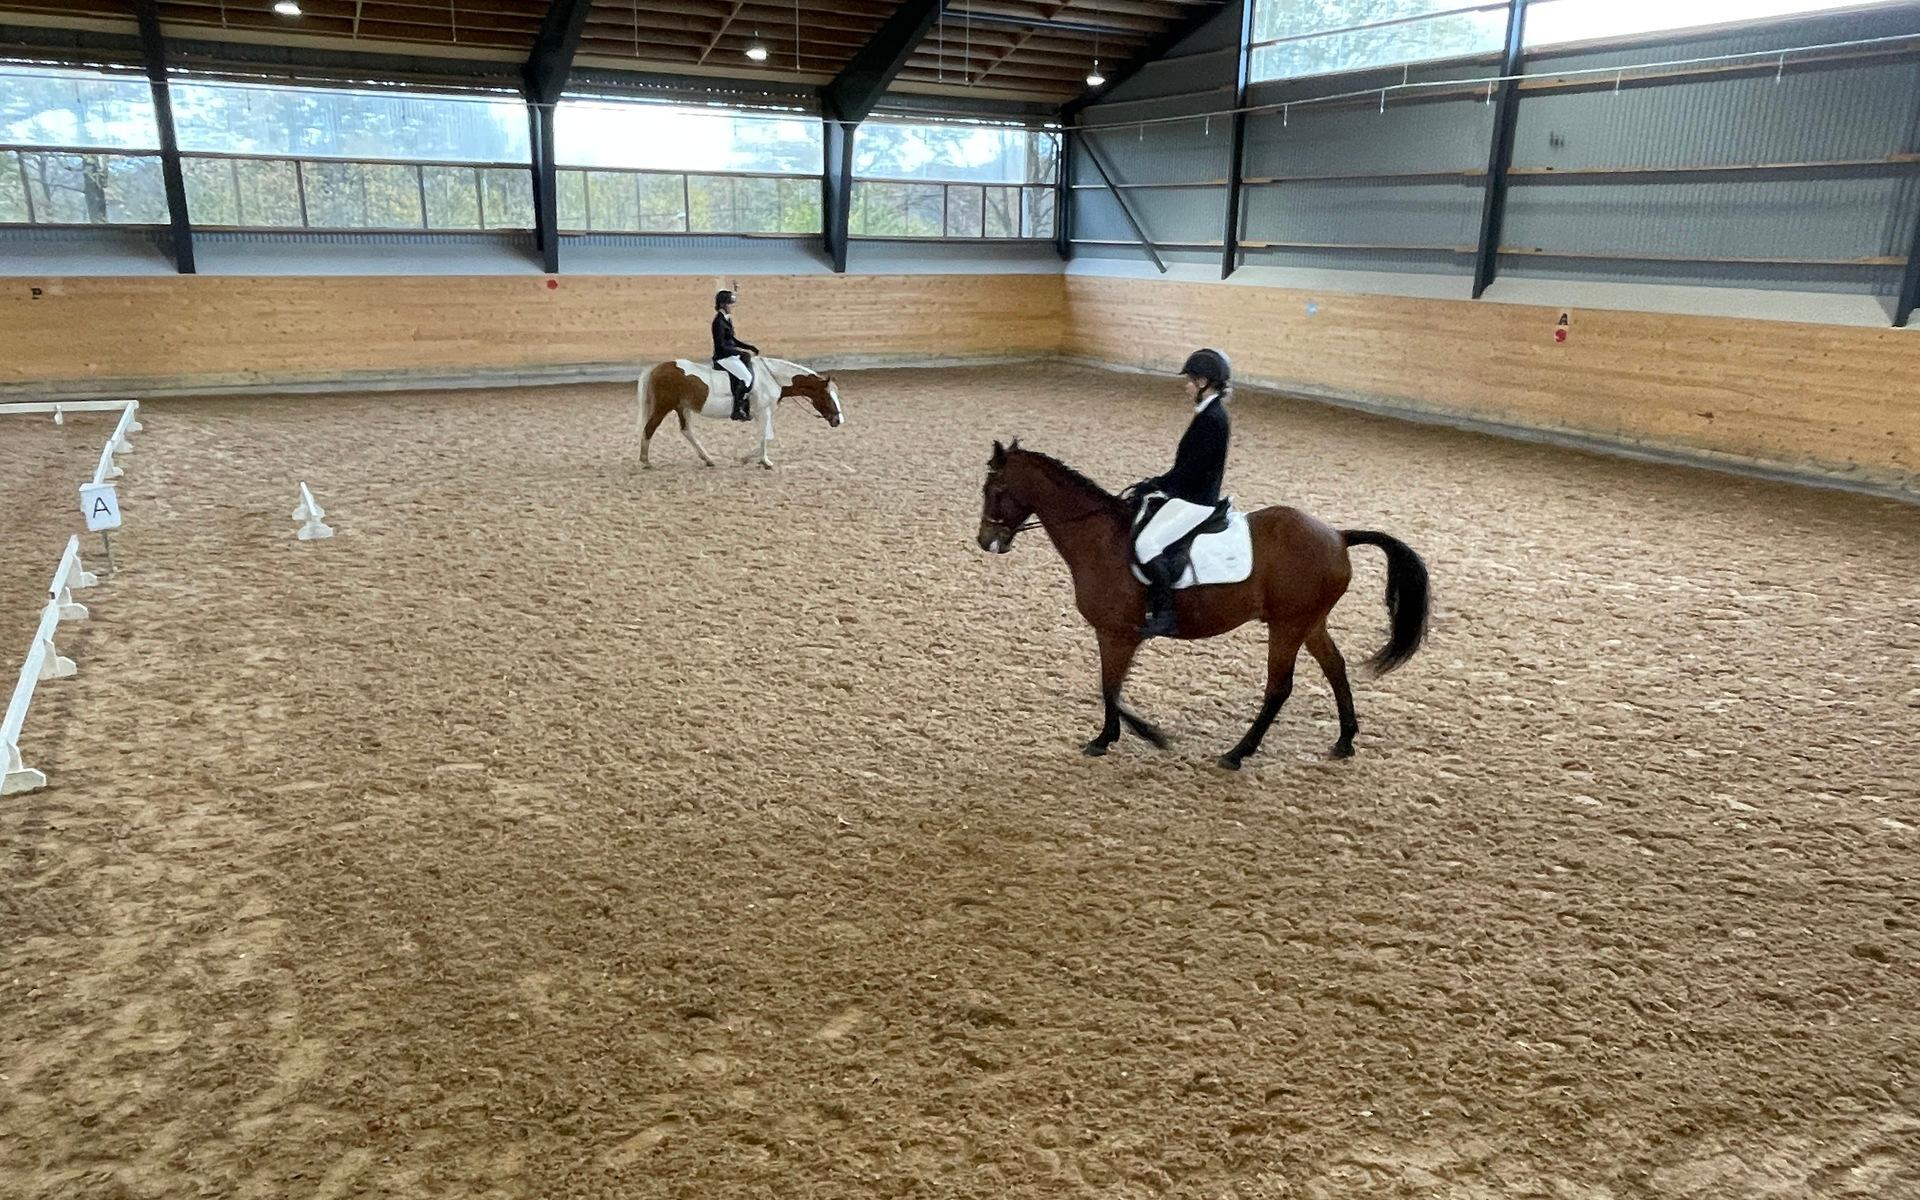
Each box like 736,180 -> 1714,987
2,536 -> 98,796
0,399 -> 137,796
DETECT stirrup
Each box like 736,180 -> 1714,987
1138,608 -> 1177,639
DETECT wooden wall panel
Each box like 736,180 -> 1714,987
0,273 -> 1067,396
6,268 -> 1917,496
1066,276 -> 1920,496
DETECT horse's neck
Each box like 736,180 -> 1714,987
759,358 -> 798,383
1022,462 -> 1127,569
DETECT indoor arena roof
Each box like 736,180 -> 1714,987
0,0 -> 1226,107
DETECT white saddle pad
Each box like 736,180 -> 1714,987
1131,509 -> 1254,589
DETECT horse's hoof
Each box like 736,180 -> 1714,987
759,460 -> 774,471
1217,754 -> 1243,771
1330,741 -> 1355,759
1082,741 -> 1111,758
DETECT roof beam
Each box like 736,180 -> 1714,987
821,0 -> 945,121
523,0 -> 594,102
1058,0 -> 1225,117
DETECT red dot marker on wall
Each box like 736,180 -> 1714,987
546,278 -> 559,290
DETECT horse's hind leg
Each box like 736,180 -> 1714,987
641,398 -> 674,468
1305,620 -> 1359,758
1220,624 -> 1304,771
1086,629 -> 1161,756
677,407 -> 717,467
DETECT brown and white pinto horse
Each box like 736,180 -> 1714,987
977,441 -> 1430,770
638,355 -> 843,470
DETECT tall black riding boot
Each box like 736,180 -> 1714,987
1138,556 -> 1178,639
728,374 -> 751,422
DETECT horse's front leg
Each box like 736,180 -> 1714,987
679,408 -> 717,467
1084,628 -> 1146,757
735,406 -> 774,468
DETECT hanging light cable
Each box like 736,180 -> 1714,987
1086,0 -> 1104,87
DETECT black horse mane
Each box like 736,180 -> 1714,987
1006,446 -> 1129,515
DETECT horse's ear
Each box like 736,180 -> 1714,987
990,440 -> 1006,465
1010,437 -> 1021,450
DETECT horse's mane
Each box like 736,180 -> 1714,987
1007,447 -> 1129,515
761,356 -> 820,381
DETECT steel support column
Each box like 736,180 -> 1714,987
1220,0 -> 1254,279
134,0 -> 194,274
522,0 -> 593,274
1469,0 -> 1529,298
1054,128 -> 1074,260
1895,197 -> 1920,327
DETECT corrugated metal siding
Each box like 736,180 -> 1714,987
1072,2 -> 1920,300
1502,175 -> 1916,259
1243,179 -> 1479,246
1512,61 -> 1920,169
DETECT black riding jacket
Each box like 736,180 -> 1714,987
712,311 -> 757,362
1145,392 -> 1230,505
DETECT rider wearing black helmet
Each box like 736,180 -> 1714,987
1130,348 -> 1233,639
712,288 -> 760,421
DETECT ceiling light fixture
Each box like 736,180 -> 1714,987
273,0 -> 301,14
745,28 -> 769,61
1086,63 -> 1105,87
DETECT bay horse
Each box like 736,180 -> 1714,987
976,441 -> 1429,770
638,356 -> 843,470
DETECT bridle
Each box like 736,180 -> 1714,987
985,467 -> 1118,540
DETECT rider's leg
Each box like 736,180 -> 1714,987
1131,499 -> 1210,640
1137,553 -> 1179,639
717,356 -> 753,420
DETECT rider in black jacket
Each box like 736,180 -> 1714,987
712,289 -> 759,421
1132,348 -> 1233,639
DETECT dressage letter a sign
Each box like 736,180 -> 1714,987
80,482 -> 121,532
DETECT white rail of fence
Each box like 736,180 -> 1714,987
0,400 -> 141,417
0,399 -> 137,796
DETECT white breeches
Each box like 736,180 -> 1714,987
1133,497 -> 1216,564
717,356 -> 753,385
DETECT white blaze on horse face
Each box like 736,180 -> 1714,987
828,383 -> 844,426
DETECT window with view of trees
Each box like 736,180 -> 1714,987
552,99 -> 822,234
850,120 -> 1058,239
1523,0 -> 1907,47
1249,1 -> 1507,83
1,66 -> 164,225
166,80 -> 532,230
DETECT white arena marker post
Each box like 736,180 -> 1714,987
50,535 -> 98,623
108,400 -> 137,455
293,482 -> 333,541
35,610 -> 76,681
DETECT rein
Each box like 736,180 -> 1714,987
1014,505 -> 1115,535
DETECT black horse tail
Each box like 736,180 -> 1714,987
1342,530 -> 1430,677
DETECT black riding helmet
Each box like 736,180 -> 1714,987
715,289 -> 737,309
1180,347 -> 1231,392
